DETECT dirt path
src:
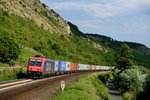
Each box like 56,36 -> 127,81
108,80 -> 122,100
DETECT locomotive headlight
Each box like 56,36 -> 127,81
38,68 -> 41,71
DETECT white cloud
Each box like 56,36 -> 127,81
45,0 -> 150,17
122,21 -> 149,35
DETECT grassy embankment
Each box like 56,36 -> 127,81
56,72 -> 112,100
0,47 -> 38,81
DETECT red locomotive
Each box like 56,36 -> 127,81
27,56 -> 55,78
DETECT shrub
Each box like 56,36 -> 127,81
0,68 -> 26,81
0,36 -> 20,63
98,73 -> 109,84
118,68 -> 145,94
123,91 -> 134,100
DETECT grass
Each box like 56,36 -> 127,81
16,47 -> 40,66
0,67 -> 27,81
55,72 -> 112,100
122,91 -> 134,100
0,62 -> 9,67
0,47 -> 39,67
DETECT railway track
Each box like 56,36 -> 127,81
0,79 -> 33,93
0,72 -> 90,100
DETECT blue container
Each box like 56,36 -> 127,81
44,58 -> 55,74
58,60 -> 66,71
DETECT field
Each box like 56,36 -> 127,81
56,72 -> 112,100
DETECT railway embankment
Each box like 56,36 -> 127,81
56,72 -> 112,100
0,71 -> 123,100
0,72 -> 89,100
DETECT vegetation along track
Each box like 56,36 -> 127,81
0,72 -> 91,100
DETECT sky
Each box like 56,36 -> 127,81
41,0 -> 150,48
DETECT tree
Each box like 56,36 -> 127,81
0,36 -> 20,63
119,69 -> 144,93
116,44 -> 134,73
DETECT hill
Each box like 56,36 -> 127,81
85,34 -> 150,67
0,0 -> 149,68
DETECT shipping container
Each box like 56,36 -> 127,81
96,66 -> 101,70
65,61 -> 71,71
92,65 -> 96,71
58,60 -> 66,71
77,64 -> 85,71
43,58 -> 55,74
100,66 -> 110,70
89,65 -> 92,70
54,60 -> 58,72
70,62 -> 77,71
84,64 -> 91,70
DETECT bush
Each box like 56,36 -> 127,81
0,69 -> 17,81
118,69 -> 145,94
0,36 -> 20,63
98,73 -> 109,84
137,74 -> 150,100
0,68 -> 26,81
123,91 -> 134,100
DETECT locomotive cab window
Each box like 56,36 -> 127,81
29,59 -> 36,66
36,60 -> 42,66
29,59 -> 42,67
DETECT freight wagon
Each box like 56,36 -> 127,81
91,65 -> 96,71
65,61 -> 71,73
70,62 -> 77,72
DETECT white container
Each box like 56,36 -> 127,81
54,60 -> 58,72
65,61 -> 71,71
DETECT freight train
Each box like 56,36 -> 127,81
27,55 -> 114,78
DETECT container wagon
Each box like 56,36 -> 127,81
70,62 -> 77,72
65,61 -> 71,73
58,60 -> 66,74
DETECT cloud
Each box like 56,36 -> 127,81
75,16 -> 150,35
42,0 -> 150,17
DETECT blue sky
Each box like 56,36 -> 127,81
41,0 -> 150,48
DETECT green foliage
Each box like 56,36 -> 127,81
98,73 -> 110,84
114,44 -> 147,99
122,91 -> 134,100
137,74 -> 150,99
119,69 -> 145,93
0,68 -> 26,81
0,62 -> 9,67
56,72 -> 111,100
16,47 -> 40,66
0,35 -> 20,63
0,69 -> 17,81
85,34 -> 150,68
132,48 -> 150,68
116,44 -> 134,72
114,68 -> 145,100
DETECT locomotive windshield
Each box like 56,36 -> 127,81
29,59 -> 42,67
